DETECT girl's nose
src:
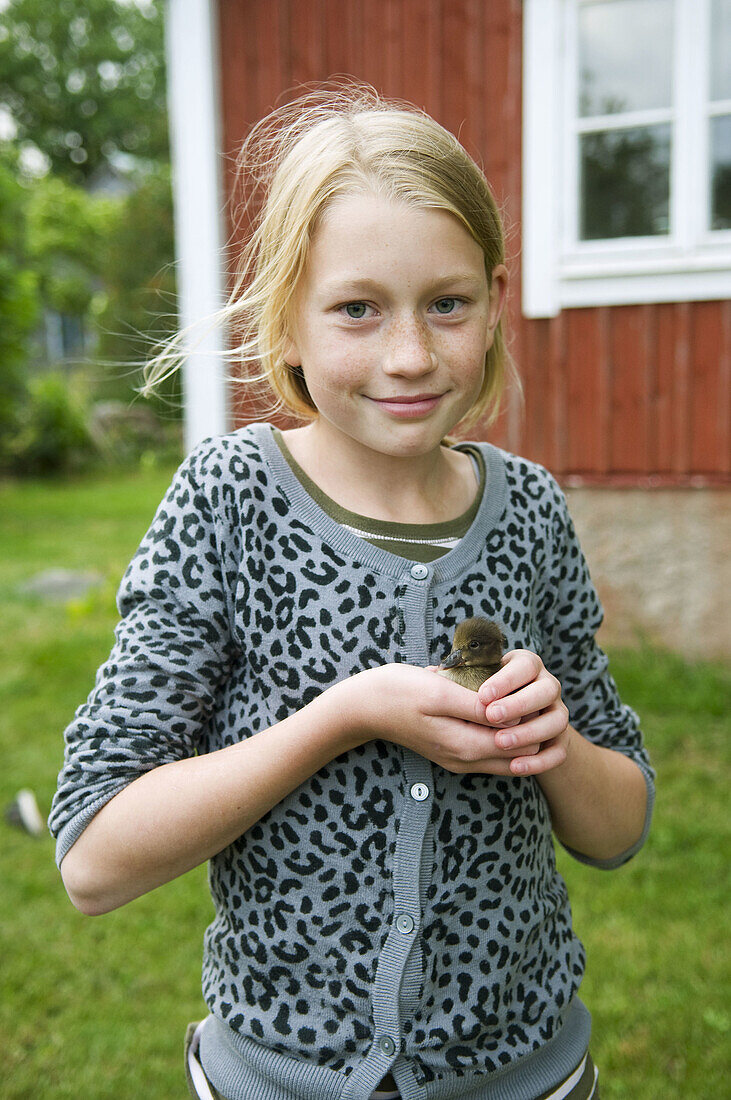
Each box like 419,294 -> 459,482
382,315 -> 438,377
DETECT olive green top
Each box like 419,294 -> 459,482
273,429 -> 485,562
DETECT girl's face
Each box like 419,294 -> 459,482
284,191 -> 507,464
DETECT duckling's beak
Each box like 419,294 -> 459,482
439,648 -> 466,670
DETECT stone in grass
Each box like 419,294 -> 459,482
5,789 -> 46,837
18,568 -> 104,602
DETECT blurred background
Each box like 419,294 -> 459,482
0,0 -> 181,479
1,1 -> 729,1097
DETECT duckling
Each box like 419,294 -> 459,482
437,617 -> 507,692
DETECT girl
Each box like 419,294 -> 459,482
50,87 -> 654,1100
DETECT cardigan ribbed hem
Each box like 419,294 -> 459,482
199,998 -> 591,1100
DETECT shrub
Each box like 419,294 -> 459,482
4,371 -> 97,476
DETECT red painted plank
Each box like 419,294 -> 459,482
441,0 -> 472,142
252,0 -> 286,118
284,0 -> 326,87
549,313 -> 568,475
607,306 -> 650,472
519,315 -> 565,474
512,319 -> 542,467
563,308 -> 607,474
397,0 -> 442,116
652,303 -> 682,472
689,302 -> 727,472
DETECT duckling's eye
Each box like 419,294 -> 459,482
468,639 -> 480,650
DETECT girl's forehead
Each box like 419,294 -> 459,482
317,189 -> 456,230
309,191 -> 485,270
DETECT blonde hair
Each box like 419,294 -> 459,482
144,83 -> 517,431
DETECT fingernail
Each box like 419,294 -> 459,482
498,732 -> 516,748
488,704 -> 505,722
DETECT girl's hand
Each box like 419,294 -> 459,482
477,650 -> 570,776
341,664 -> 539,775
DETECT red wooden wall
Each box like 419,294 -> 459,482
216,0 -> 730,485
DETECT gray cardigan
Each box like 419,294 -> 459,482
50,423 -> 654,1100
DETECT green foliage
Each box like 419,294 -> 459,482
0,0 -> 168,184
0,469 -> 728,1097
0,153 -> 40,450
3,370 -> 98,475
25,171 -> 120,314
0,0 -> 179,458
95,163 -> 179,410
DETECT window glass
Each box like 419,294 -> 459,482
579,0 -> 674,116
580,124 -> 672,238
711,0 -> 731,100
711,115 -> 731,228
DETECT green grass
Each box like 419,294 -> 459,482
1,468 -> 729,1098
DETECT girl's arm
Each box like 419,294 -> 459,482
60,679 -> 359,914
61,664 -> 528,915
474,472 -> 653,866
478,651 -> 649,863
536,723 -> 648,861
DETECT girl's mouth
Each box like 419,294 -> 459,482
367,393 -> 445,418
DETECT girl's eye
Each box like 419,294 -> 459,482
433,298 -> 456,314
343,302 -> 369,319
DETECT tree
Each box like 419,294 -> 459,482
0,151 -> 40,457
25,172 -> 119,316
0,0 -> 180,472
0,0 -> 168,184
96,164 -> 176,363
95,164 -> 180,410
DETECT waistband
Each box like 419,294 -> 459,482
198,996 -> 592,1100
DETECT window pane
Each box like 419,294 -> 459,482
711,0 -> 731,101
711,115 -> 731,229
579,0 -> 674,116
580,124 -> 671,238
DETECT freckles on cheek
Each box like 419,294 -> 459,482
446,332 -> 488,381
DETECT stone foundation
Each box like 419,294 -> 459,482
564,488 -> 730,660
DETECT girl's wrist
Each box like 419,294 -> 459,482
316,676 -> 373,754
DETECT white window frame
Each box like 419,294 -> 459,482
522,0 -> 731,317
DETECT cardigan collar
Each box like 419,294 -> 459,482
252,422 -> 509,587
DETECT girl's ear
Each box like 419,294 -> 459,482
282,334 -> 301,368
487,264 -> 508,334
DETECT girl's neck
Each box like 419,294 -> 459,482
280,422 -> 478,524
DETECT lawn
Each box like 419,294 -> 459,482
1,466 -> 729,1098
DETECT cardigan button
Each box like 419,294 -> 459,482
395,912 -> 415,934
410,782 -> 430,801
378,1035 -> 396,1056
409,562 -> 429,580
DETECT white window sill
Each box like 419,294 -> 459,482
556,243 -> 731,309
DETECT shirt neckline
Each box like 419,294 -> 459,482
252,422 -> 509,585
271,427 -> 485,538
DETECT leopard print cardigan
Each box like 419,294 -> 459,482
50,423 -> 654,1100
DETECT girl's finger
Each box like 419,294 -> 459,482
434,678 -> 500,727
508,738 -> 568,776
478,649 -> 545,704
484,677 -> 560,725
495,705 -> 568,750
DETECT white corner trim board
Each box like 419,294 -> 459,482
166,0 -> 229,450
